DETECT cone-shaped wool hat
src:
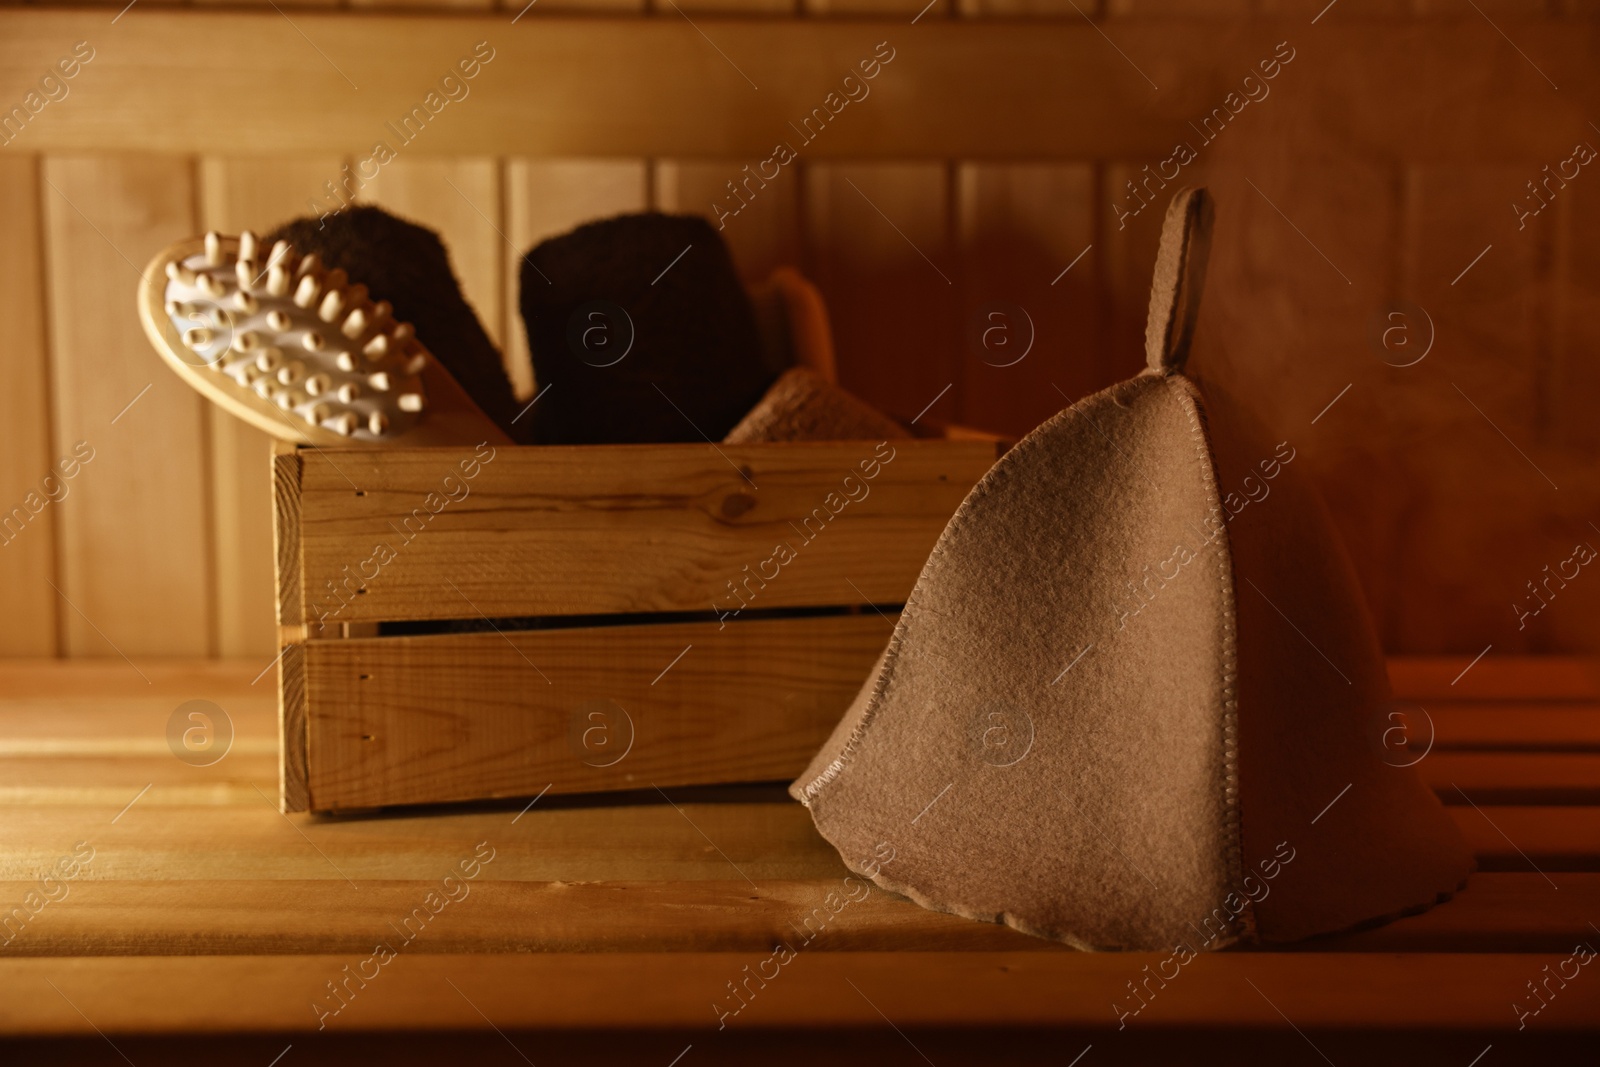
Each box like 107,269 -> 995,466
791,188 -> 1473,951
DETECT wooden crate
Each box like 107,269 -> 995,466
272,438 -> 1000,813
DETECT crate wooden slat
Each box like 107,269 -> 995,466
302,614 -> 895,810
284,441 -> 995,625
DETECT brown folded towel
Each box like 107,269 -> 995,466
518,213 -> 773,445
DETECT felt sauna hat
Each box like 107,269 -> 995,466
791,188 -> 1473,951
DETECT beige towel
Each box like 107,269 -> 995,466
724,367 -> 909,444
791,188 -> 1472,951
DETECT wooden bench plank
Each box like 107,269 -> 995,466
0,874 -> 1591,958
1390,656 -> 1600,701
1423,753 -> 1600,805
1429,704 -> 1600,750
2,952 -> 1595,1033
1452,806 -> 1600,871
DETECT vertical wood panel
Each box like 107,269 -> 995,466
0,156 -> 60,656
503,159 -> 649,399
43,156 -> 211,658
1388,163 -> 1565,653
1101,160 -> 1173,385
955,162 -> 1095,435
356,157 -> 507,350
197,157 -> 343,660
654,159 -> 802,282
1554,172 -> 1600,453
803,162 -> 956,425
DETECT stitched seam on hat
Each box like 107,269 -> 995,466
796,376 -> 1156,806
1163,373 -> 1253,945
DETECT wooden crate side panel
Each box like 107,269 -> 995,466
271,448 -> 304,630
303,613 -> 895,809
294,439 -> 992,624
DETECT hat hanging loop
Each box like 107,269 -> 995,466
1145,187 -> 1215,375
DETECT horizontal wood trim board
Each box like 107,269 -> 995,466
302,613 -> 894,810
2,952 -> 1597,1034
0,873 -> 1589,959
294,441 -> 984,623
0,15 -> 1592,159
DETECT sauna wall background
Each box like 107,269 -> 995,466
1,1 -> 1597,661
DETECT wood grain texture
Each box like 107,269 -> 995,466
1,952 -> 1597,1033
955,162 -> 1096,433
1390,656 -> 1600,700
1423,752 -> 1600,805
355,157 -> 507,351
654,159 -> 803,282
805,163 -> 959,425
272,447 -> 303,629
291,440 -> 990,623
198,157 -> 343,659
42,156 -> 212,658
4,17 -> 1592,161
303,613 -> 895,809
0,872 -> 1593,958
503,158 -> 648,400
0,656 -> 1594,1041
0,155 -> 59,657
281,643 -> 309,813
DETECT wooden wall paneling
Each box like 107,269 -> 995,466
7,17 -> 1596,163
959,0 -> 1094,13
198,157 -> 344,660
954,163 -> 1095,437
355,158 -> 507,350
503,159 -> 649,399
1097,162 -> 1168,383
496,0 -> 644,13
669,0 -> 797,13
1390,163 -> 1566,654
804,0 -> 948,14
803,162 -> 958,426
653,159 -> 803,282
0,156 -> 60,656
1552,174 -> 1600,453
1184,123 -> 1408,653
42,156 -> 211,658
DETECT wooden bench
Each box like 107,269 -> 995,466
0,655 -> 1595,1062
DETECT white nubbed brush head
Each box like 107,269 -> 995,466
142,231 -> 430,445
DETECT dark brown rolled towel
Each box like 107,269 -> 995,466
519,213 -> 774,445
268,206 -> 527,443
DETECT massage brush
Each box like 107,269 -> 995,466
139,229 -> 510,448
